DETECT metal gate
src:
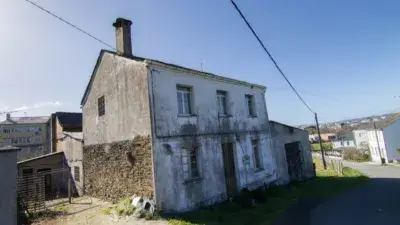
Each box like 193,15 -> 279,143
17,168 -> 72,212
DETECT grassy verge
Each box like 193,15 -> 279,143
167,159 -> 369,225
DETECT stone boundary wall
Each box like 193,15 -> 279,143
83,135 -> 154,202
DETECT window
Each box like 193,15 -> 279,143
217,90 -> 228,116
346,141 -> 350,146
98,96 -> 105,116
340,141 -> 344,146
245,95 -> 256,117
177,86 -> 192,115
182,148 -> 199,180
74,166 -> 80,182
252,139 -> 262,170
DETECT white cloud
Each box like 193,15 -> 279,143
14,106 -> 29,111
14,101 -> 63,112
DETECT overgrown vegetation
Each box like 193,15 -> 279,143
167,158 -> 369,225
102,197 -> 158,220
342,148 -> 371,162
311,142 -> 333,151
102,197 -> 135,217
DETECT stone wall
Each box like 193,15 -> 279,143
83,136 -> 154,202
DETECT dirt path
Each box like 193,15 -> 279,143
32,197 -> 168,225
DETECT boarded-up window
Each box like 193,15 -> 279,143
74,166 -> 80,182
252,139 -> 262,169
98,96 -> 105,116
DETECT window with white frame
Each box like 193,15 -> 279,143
217,90 -> 228,116
245,94 -> 256,117
177,86 -> 192,115
182,148 -> 199,180
252,139 -> 262,170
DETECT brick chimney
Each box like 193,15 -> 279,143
6,113 -> 10,121
113,18 -> 133,57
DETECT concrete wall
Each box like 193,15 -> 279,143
62,132 -> 84,195
383,120 -> 400,162
82,52 -> 151,145
367,130 -> 387,163
148,65 -> 276,212
0,149 -> 18,225
269,122 -> 314,185
83,136 -> 154,203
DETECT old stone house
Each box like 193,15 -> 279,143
80,18 -> 308,212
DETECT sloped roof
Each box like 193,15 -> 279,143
54,112 -> 82,130
347,113 -> 400,131
81,50 -> 266,106
0,116 -> 50,124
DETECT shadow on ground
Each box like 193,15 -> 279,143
164,175 -> 376,225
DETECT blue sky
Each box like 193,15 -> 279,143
1,0 -> 400,125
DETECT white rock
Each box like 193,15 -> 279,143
132,196 -> 143,208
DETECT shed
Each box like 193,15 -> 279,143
270,121 -> 315,185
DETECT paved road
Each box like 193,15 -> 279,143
311,162 -> 400,225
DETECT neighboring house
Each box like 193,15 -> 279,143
332,114 -> 400,163
331,129 -> 369,150
81,18 -> 279,212
309,133 -> 335,143
0,114 -> 50,161
61,131 -> 83,195
0,146 -> 20,225
49,112 -> 82,153
269,121 -> 314,185
48,112 -> 83,195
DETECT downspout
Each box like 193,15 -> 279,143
146,64 -> 159,204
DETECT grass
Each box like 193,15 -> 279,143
167,158 -> 369,225
53,204 -> 69,212
311,142 -> 333,151
102,197 -> 135,216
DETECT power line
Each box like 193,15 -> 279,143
23,0 -> 115,50
229,0 -> 314,114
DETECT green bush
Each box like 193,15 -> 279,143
311,142 -> 333,151
342,148 -> 370,162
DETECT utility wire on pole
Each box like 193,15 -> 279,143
229,0 -> 327,168
24,0 -> 116,50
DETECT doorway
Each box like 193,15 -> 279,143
285,142 -> 302,181
221,142 -> 238,196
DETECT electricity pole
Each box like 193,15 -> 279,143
373,122 -> 385,165
315,112 -> 327,169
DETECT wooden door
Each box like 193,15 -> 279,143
285,142 -> 302,181
221,142 -> 238,196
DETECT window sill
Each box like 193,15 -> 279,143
248,115 -> 258,118
178,114 -> 198,118
218,114 -> 233,118
183,177 -> 203,185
